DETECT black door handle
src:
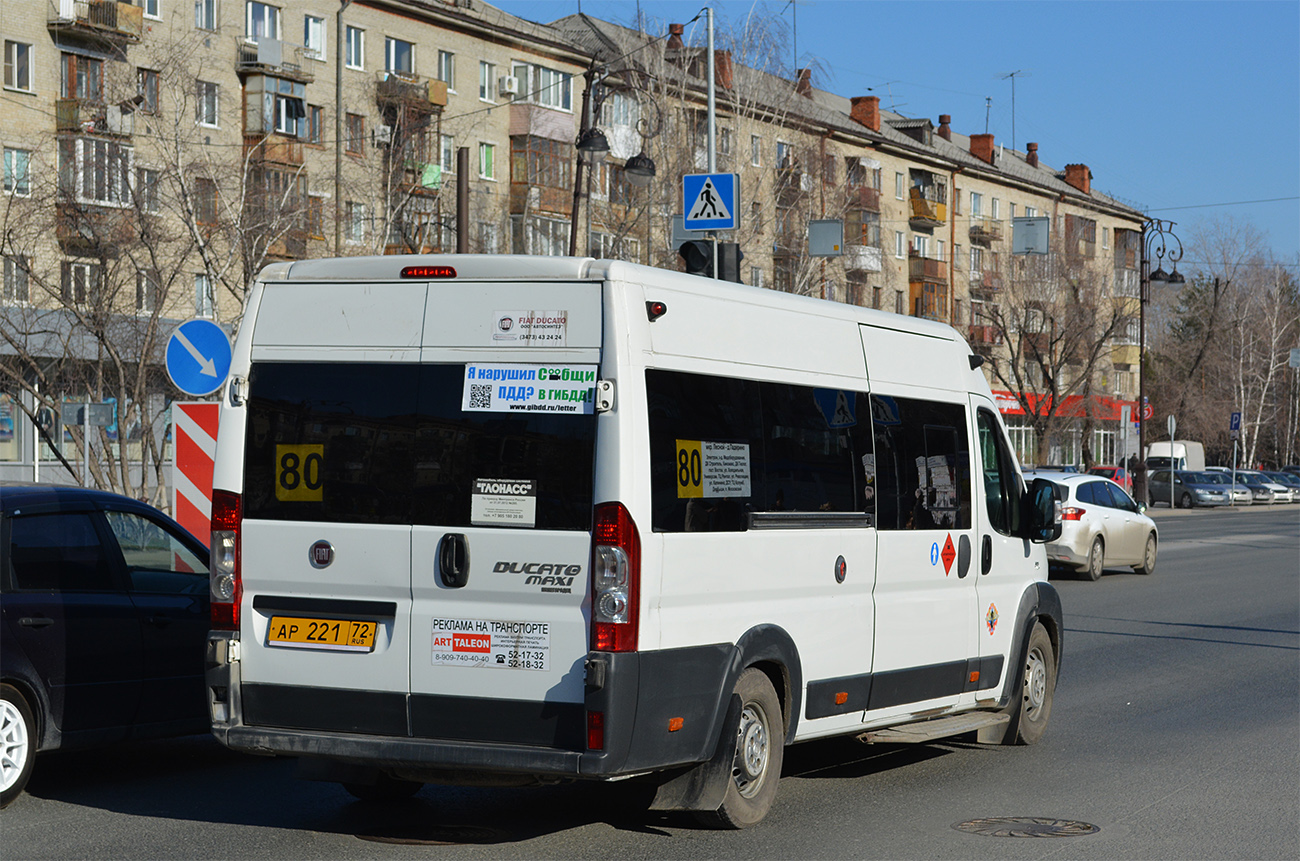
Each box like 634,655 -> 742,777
438,533 -> 470,588
981,535 -> 993,575
19,616 -> 54,628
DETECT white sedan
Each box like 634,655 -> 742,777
1042,474 -> 1158,581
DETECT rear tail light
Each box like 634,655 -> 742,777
591,502 -> 640,652
210,489 -> 242,631
1061,506 -> 1086,521
587,711 -> 605,750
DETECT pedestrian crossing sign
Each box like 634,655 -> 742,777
683,173 -> 738,231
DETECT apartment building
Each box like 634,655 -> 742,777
1,0 -> 1145,491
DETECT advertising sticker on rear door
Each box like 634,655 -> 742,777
431,618 -> 550,671
462,363 -> 597,414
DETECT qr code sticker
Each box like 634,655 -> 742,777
468,384 -> 492,409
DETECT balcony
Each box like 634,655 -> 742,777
908,188 -> 946,229
245,134 -> 305,167
845,245 -> 883,273
967,324 -> 1000,348
969,215 -> 1004,245
1111,344 -> 1141,366
56,202 -> 136,252
775,167 -> 809,208
237,38 -> 313,83
846,185 -> 880,212
56,99 -> 133,137
969,267 -> 1002,299
908,254 -> 948,284
48,1 -> 143,43
510,183 -> 571,217
911,288 -> 948,323
376,71 -> 447,110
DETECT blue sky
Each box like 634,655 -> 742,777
494,0 -> 1300,265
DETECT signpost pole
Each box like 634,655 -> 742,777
1167,414 -> 1176,509
82,403 -> 89,487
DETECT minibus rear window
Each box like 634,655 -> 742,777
243,362 -> 596,530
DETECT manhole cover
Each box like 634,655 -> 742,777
953,817 -> 1100,838
356,826 -> 506,846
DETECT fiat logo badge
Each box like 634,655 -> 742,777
309,540 -> 334,569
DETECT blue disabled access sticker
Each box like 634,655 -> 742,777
166,319 -> 232,396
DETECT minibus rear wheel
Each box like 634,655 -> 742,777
695,668 -> 784,829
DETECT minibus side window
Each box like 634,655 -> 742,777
872,395 -> 971,531
976,407 -> 1020,536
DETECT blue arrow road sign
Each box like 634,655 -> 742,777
167,319 -> 232,396
683,173 -> 738,231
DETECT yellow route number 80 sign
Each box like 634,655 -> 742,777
676,439 -> 704,498
275,444 -> 324,502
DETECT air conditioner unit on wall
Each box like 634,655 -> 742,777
374,124 -> 393,146
497,75 -> 520,96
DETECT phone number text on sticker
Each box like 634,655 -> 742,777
431,617 -> 550,671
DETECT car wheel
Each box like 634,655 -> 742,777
1134,533 -> 1157,575
343,773 -> 423,802
1,684 -> 37,809
982,622 -> 1056,746
1084,537 -> 1104,581
1179,492 -> 1193,509
695,668 -> 784,829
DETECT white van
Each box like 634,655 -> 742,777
206,256 -> 1062,828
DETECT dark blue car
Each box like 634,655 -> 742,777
1,484 -> 210,808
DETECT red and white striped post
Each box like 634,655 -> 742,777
172,402 -> 220,548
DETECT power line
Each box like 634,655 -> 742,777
1147,197 -> 1299,213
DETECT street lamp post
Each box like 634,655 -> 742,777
1135,218 -> 1184,506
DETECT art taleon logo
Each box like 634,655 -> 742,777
493,560 -> 581,593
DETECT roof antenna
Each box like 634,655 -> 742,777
984,97 -> 992,134
997,70 -> 1031,151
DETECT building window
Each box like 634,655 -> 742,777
196,80 -> 219,127
4,148 -> 31,196
1009,202 -> 1016,219
1103,226 -> 1110,248
303,15 -> 325,60
194,177 -> 217,224
136,270 -> 159,314
478,142 -> 495,179
440,134 -> 455,172
437,50 -> 455,90
894,231 -> 905,259
3,256 -> 31,304
894,289 -> 904,314
135,167 -> 159,212
62,53 -> 104,101
1025,206 -> 1037,217
895,172 -> 905,200
775,141 -> 792,169
344,201 -> 365,242
872,286 -> 882,309
750,134 -> 761,166
195,0 -> 217,30
61,138 -> 134,206
751,267 -> 764,288
307,104 -> 323,143
991,197 -> 1000,220
143,0 -> 161,19
307,194 -> 325,239
479,61 -> 495,101
4,41 -> 32,92
195,273 -> 214,317
245,1 -> 280,39
385,37 -> 414,75
970,246 -> 983,275
718,127 -> 732,156
509,135 -> 571,189
137,67 -> 159,114
345,26 -> 364,69
510,62 -> 570,110
970,191 -> 982,217
936,239 -> 945,262
61,261 -> 101,306
346,113 -> 364,154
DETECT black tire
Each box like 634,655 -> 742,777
1008,622 -> 1055,745
1179,492 -> 1193,509
695,668 -> 784,829
343,773 -> 423,802
1083,537 -> 1104,581
1134,533 -> 1157,575
1,684 -> 37,809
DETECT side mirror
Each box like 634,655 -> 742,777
1020,477 -> 1062,543
1136,501 -> 1148,514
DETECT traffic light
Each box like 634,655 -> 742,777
678,240 -> 713,277
678,241 -> 744,283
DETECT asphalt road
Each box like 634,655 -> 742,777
4,506 -> 1297,860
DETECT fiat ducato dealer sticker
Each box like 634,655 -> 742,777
491,310 -> 568,346
431,618 -> 550,671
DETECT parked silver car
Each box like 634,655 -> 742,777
1237,470 -> 1288,504
1200,471 -> 1254,505
1147,470 -> 1233,508
1043,475 -> 1158,581
1263,471 -> 1300,503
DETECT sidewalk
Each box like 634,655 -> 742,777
1145,503 -> 1300,518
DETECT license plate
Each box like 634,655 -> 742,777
267,616 -> 377,652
